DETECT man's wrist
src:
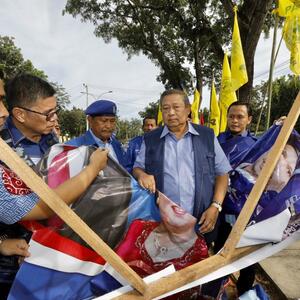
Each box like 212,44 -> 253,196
211,200 -> 222,212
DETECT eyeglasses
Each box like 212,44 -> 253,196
18,106 -> 60,121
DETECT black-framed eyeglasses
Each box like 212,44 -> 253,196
18,106 -> 60,121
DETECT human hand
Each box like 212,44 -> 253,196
273,116 -> 286,125
138,173 -> 156,193
198,206 -> 219,234
0,238 -> 30,258
89,148 -> 109,172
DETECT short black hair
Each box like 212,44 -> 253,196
142,116 -> 157,126
160,89 -> 190,107
5,73 -> 56,112
228,101 -> 252,116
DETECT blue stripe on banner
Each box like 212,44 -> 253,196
91,271 -> 122,296
8,262 -> 95,300
126,178 -> 160,227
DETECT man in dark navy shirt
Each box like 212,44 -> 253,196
125,116 -> 157,173
216,101 -> 257,296
3,74 -> 59,165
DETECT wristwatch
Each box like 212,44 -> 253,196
211,200 -> 222,212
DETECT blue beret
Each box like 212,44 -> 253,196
85,100 -> 117,116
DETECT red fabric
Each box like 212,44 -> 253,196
200,112 -> 205,125
115,220 -> 209,276
2,166 -> 32,195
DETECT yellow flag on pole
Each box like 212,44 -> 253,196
209,80 -> 220,136
157,103 -> 163,125
219,53 -> 237,133
191,89 -> 201,124
231,6 -> 248,91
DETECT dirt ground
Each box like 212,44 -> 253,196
224,264 -> 287,300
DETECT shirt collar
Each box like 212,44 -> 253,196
160,122 -> 199,139
5,116 -> 27,146
4,116 -> 57,147
89,129 -> 112,146
225,129 -> 249,139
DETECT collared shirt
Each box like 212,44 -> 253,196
89,129 -> 119,162
4,116 -> 58,165
134,123 -> 231,214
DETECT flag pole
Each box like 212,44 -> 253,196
266,6 -> 279,130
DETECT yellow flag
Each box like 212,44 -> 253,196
231,6 -> 248,91
209,81 -> 220,136
283,13 -> 300,74
278,0 -> 299,17
219,53 -> 237,133
157,103 -> 163,125
191,89 -> 201,124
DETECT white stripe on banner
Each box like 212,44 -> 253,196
95,265 -> 176,300
95,231 -> 300,300
26,240 -> 104,276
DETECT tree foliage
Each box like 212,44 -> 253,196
138,101 -> 159,120
64,0 -> 274,102
0,36 -> 46,80
58,107 -> 86,138
116,118 -> 142,143
0,35 -> 70,109
252,75 -> 300,132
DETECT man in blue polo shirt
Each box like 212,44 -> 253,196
3,74 -> 59,165
66,100 -> 126,168
133,89 -> 231,240
218,101 -> 257,167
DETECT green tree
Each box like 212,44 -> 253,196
59,107 -> 86,138
64,0 -> 274,101
252,75 -> 300,132
116,118 -> 142,143
0,36 -> 46,79
0,35 -> 70,108
138,101 -> 159,120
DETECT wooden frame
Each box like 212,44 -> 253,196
1,91 -> 299,299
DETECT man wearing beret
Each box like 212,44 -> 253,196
66,100 -> 126,167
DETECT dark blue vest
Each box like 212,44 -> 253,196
144,124 -> 215,219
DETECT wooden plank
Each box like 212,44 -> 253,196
0,138 -> 147,295
221,91 -> 300,259
111,245 -> 263,299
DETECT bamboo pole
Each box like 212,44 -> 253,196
0,138 -> 147,295
222,90 -> 300,259
112,244 -> 263,300
266,11 -> 279,130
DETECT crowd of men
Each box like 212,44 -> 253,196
0,73 -> 276,299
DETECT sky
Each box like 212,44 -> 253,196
0,0 -> 292,120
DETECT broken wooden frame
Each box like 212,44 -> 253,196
0,91 -> 299,299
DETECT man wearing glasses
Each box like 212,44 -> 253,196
2,74 -> 59,165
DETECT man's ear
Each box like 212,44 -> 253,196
248,116 -> 252,126
12,107 -> 26,123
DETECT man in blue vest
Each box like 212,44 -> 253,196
66,100 -> 126,168
133,89 -> 231,239
125,116 -> 157,173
